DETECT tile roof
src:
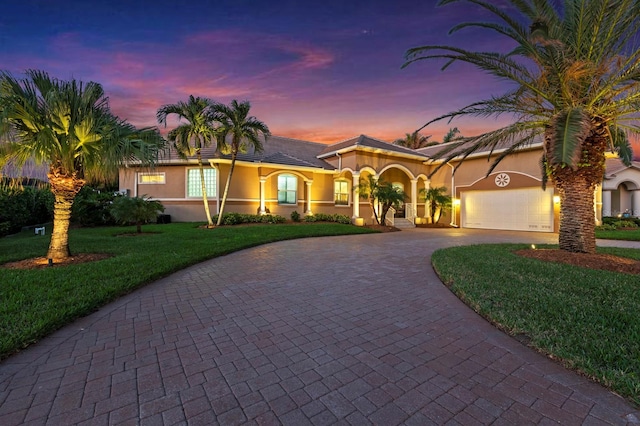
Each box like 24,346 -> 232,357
604,158 -> 640,177
160,135 -> 335,170
319,134 -> 429,158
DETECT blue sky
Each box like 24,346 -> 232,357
0,0 -> 617,150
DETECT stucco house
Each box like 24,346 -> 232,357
118,134 -> 640,232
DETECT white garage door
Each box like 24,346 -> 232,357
461,188 -> 554,232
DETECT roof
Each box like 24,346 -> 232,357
1,160 -> 49,181
318,134 -> 429,159
416,138 -> 543,160
161,135 -> 336,170
604,158 -> 640,177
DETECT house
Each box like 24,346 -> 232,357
118,134 -> 640,232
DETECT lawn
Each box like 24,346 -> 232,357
596,228 -> 640,241
0,222 -> 377,360
432,244 -> 640,406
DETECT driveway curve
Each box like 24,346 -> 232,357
1,228 -> 638,425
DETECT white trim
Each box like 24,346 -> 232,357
455,170 -> 543,189
378,163 -> 417,180
209,158 -> 335,174
138,172 -> 166,184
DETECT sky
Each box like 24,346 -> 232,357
1,0 -> 638,155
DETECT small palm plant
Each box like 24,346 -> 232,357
420,186 -> 451,224
376,183 -> 407,225
110,195 -> 164,234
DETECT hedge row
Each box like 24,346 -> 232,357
0,182 -> 53,236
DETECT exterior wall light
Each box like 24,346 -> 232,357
553,196 -> 560,204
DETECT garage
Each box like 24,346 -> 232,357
461,187 -> 554,232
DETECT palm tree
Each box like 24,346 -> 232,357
393,131 -> 435,149
355,174 -> 382,224
376,183 -> 407,225
110,195 -> 164,234
0,70 -> 164,261
420,186 -> 451,224
442,127 -> 462,143
157,96 -> 218,227
213,100 -> 270,227
404,0 -> 638,253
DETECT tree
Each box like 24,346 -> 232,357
355,176 -> 406,225
404,0 -> 638,253
110,195 -> 164,234
393,131 -> 436,149
213,100 -> 270,227
356,175 -> 382,224
0,70 -> 165,261
442,127 -> 462,143
420,186 -> 451,224
157,96 -> 218,227
376,183 -> 407,225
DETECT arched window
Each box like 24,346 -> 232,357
334,180 -> 349,205
278,174 -> 297,204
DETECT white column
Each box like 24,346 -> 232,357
602,190 -> 612,217
633,190 -> 640,217
259,177 -> 266,214
306,181 -> 313,215
423,180 -> 430,219
352,172 -> 360,218
410,179 -> 418,220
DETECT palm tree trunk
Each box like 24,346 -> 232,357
47,173 -> 84,262
216,151 -> 237,226
556,175 -> 597,253
551,132 -> 607,254
369,196 -> 380,224
196,151 -> 214,227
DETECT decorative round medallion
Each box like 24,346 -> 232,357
494,173 -> 510,187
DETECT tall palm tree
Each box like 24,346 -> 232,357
404,0 -> 638,253
213,100 -> 270,227
393,131 -> 435,149
355,174 -> 382,224
0,69 -> 165,261
157,96 -> 218,227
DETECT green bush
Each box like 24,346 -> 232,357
291,210 -> 301,222
0,182 -> 53,236
72,187 -> 120,227
603,216 -> 640,227
596,224 -> 617,231
110,196 -> 164,233
212,213 -> 286,225
303,213 -> 351,224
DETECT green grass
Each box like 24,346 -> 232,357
0,222 -> 377,360
432,244 -> 640,406
596,228 -> 640,241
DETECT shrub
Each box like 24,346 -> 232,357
72,187 -> 120,227
596,224 -> 617,231
110,196 -> 164,233
212,213 -> 286,225
0,181 -> 53,236
302,213 -> 351,224
291,210 -> 301,222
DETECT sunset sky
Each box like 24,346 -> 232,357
1,0 -> 638,155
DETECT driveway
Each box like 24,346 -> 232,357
1,228 -> 638,425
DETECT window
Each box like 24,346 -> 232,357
278,174 -> 297,204
138,172 -> 165,184
334,180 -> 349,205
187,168 -> 216,198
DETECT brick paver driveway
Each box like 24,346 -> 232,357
1,228 -> 639,425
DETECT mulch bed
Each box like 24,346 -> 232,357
3,253 -> 113,270
515,249 -> 640,275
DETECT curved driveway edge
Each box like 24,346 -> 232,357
1,228 -> 638,425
